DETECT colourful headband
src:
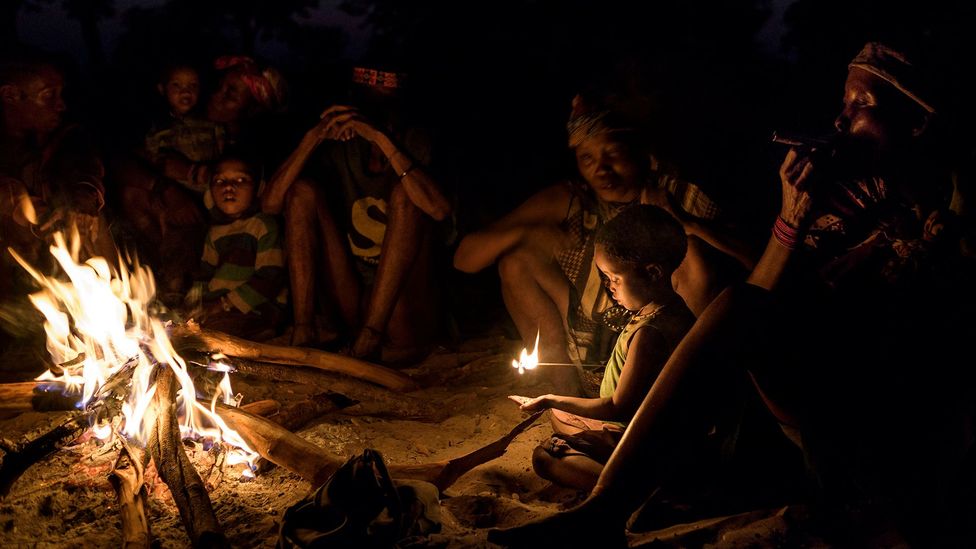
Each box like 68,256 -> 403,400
566,94 -> 637,148
214,55 -> 285,110
849,42 -> 936,114
352,67 -> 404,90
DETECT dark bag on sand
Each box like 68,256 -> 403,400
278,448 -> 441,548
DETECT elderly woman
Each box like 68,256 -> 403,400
490,43 -> 976,547
454,95 -> 753,395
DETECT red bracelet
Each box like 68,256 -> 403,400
772,216 -> 802,250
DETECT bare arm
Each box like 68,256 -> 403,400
642,186 -> 758,270
453,184 -> 573,273
516,328 -> 668,422
261,128 -> 325,215
318,105 -> 452,220
746,148 -> 816,290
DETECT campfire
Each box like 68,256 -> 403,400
0,228 -> 541,546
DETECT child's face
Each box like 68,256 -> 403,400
160,67 -> 199,116
210,159 -> 256,219
595,244 -> 657,312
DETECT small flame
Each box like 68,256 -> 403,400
12,230 -> 258,475
512,330 -> 540,375
92,420 -> 113,441
17,190 -> 38,225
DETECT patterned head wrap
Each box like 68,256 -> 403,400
214,56 -> 287,111
566,94 -> 637,148
849,42 -> 935,114
352,67 -> 406,90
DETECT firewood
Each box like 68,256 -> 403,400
238,399 -> 281,418
145,366 -> 227,548
225,358 -> 443,421
108,439 -> 151,548
387,411 -> 545,490
0,411 -> 88,496
215,404 -> 342,486
0,381 -> 76,418
214,404 -> 543,492
171,322 -> 418,392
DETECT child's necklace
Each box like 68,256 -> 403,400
632,302 -> 667,321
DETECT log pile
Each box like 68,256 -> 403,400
0,326 -> 540,546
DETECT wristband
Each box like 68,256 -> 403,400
398,164 -> 417,179
772,216 -> 803,250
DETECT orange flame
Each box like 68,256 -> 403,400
512,330 -> 540,374
10,230 -> 258,474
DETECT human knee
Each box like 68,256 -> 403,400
532,445 -> 558,480
283,178 -> 320,215
497,247 -> 535,284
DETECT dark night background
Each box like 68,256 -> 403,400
4,0 -> 976,334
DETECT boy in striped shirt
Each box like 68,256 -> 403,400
189,153 -> 286,340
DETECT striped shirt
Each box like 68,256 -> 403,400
199,212 -> 286,314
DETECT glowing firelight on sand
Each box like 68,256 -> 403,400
512,331 -> 540,374
9,229 -> 258,475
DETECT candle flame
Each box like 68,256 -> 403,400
512,331 -> 540,374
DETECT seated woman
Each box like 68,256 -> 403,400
454,94 -> 753,396
510,205 -> 695,491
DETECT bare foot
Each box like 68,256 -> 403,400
290,323 -> 316,347
487,495 -> 627,547
350,326 -> 383,360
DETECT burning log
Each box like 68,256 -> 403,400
144,366 -> 228,548
0,381 -> 78,418
226,359 -> 442,421
0,411 -> 89,495
171,322 -> 418,392
215,404 -> 543,492
215,404 -> 342,486
108,439 -> 151,548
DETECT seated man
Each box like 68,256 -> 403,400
0,53 -> 115,312
261,65 -> 451,359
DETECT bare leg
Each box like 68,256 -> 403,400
489,285 -> 774,546
282,179 -> 360,346
498,236 -> 582,396
351,182 -> 432,359
532,445 -> 603,492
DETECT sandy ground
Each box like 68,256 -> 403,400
0,333 -> 597,548
0,330 -> 823,548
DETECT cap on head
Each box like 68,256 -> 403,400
849,42 -> 936,114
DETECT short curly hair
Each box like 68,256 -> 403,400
595,204 -> 687,276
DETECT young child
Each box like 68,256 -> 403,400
188,153 -> 286,340
144,63 -> 224,194
509,204 -> 695,491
